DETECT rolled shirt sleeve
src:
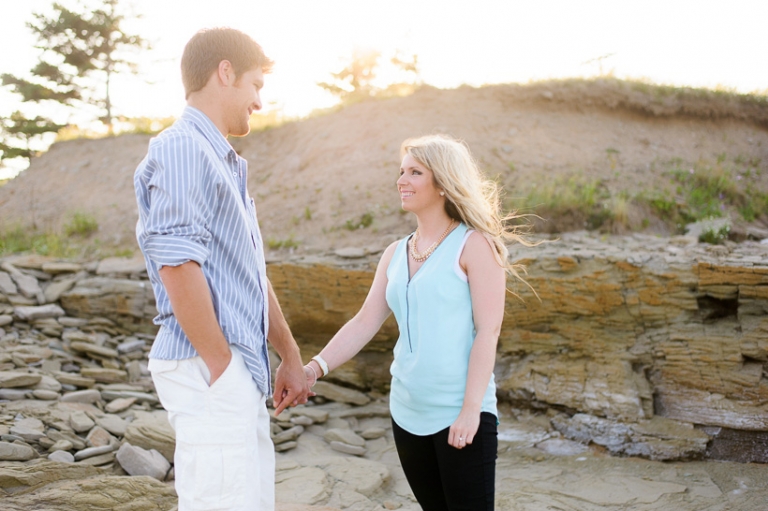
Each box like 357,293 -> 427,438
138,135 -> 218,268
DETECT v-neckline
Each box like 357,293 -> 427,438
405,225 -> 460,282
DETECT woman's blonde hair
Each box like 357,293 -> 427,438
401,134 -> 537,293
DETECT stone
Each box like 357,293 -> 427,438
115,442 -> 171,480
329,441 -> 367,456
360,427 -> 387,440
291,405 -> 329,424
80,367 -> 127,383
324,428 -> 366,447
43,278 -> 77,303
54,372 -> 96,388
48,429 -> 86,450
96,256 -> 147,275
0,372 -> 42,388
10,418 -> 45,442
95,414 -> 128,437
1,473 -> 177,510
60,389 -> 102,404
0,441 -> 37,461
49,439 -> 74,452
69,410 -> 96,433
86,426 -> 115,447
31,389 -> 58,400
105,397 -> 136,413
535,438 -> 590,456
48,449 -> 76,463
312,381 -> 371,406
552,414 -> 711,461
321,457 -> 390,496
290,415 -> 314,426
0,314 -> 12,326
273,425 -> 304,444
0,271 -> 18,295
69,342 -> 119,359
124,412 -> 176,462
117,338 -> 146,354
275,440 -> 298,452
33,375 -> 63,392
74,444 -> 116,461
100,389 -> 159,404
334,247 -> 366,258
0,389 -> 28,400
275,466 -> 329,505
14,304 -> 65,321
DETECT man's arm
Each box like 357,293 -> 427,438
267,278 -> 311,415
159,261 -> 232,385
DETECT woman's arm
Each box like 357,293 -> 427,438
449,232 -> 506,449
306,241 -> 398,380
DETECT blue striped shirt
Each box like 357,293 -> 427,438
134,106 -> 271,395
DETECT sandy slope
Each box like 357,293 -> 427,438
1,78 -> 766,256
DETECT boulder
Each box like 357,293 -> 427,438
123,411 -> 176,462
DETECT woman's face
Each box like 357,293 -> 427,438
397,153 -> 443,213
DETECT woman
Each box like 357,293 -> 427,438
304,134 -> 533,511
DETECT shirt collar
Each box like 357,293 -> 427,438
180,106 -> 236,161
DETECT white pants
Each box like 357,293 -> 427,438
149,345 -> 275,511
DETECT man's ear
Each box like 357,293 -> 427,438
217,60 -> 234,86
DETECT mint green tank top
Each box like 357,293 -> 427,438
385,223 -> 498,435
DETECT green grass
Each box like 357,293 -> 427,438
0,226 -> 77,258
267,237 -> 299,250
64,212 -> 98,237
345,212 -> 375,230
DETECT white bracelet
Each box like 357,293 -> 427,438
306,364 -> 318,387
312,355 -> 329,377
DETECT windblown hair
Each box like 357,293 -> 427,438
181,27 -> 274,98
401,134 -> 538,294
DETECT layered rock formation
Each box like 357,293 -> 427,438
1,233 -> 767,465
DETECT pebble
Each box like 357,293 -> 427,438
48,450 -> 76,463
275,440 -> 298,452
360,427 -> 387,440
61,389 -> 102,404
325,428 -> 366,447
86,426 -> 115,448
290,415 -> 314,426
116,443 -> 170,480
0,389 -> 28,400
49,439 -> 74,452
96,414 -> 128,437
105,397 -> 137,413
117,339 -> 146,354
329,441 -> 367,456
312,381 -> 371,406
0,372 -> 42,388
273,426 -> 304,444
0,441 -> 37,461
32,389 -> 60,400
74,444 -> 116,461
69,410 -> 96,433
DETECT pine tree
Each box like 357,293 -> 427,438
2,0 -> 149,130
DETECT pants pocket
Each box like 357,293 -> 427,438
175,417 -> 248,511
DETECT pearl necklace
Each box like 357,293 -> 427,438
409,220 -> 455,263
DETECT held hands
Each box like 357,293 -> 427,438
448,408 -> 481,449
273,358 -> 314,416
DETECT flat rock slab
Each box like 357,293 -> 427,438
312,381 -> 370,406
0,372 -> 42,389
116,442 -> 170,480
80,367 -> 127,383
1,474 -> 177,511
124,412 -> 176,462
69,342 -> 119,359
275,466 -> 330,505
14,304 -> 65,321
41,262 -> 83,274
319,457 -> 390,497
96,256 -> 147,275
0,441 -> 37,461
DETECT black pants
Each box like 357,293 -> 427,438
392,412 -> 498,511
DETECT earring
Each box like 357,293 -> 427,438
439,191 -> 445,196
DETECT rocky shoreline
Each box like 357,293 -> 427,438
1,231 -> 767,510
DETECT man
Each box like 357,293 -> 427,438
134,28 -> 311,511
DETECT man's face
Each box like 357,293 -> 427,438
225,67 -> 264,137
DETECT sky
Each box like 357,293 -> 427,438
1,0 -> 767,178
